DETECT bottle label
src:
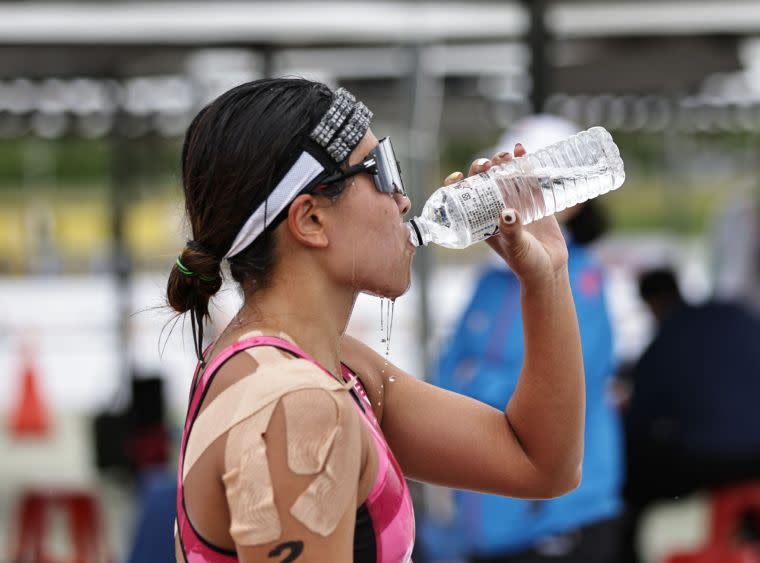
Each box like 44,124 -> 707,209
452,173 -> 504,242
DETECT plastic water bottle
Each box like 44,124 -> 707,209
406,126 -> 625,249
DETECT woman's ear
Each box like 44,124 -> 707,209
286,194 -> 330,248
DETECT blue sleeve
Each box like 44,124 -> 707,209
432,267 -> 523,409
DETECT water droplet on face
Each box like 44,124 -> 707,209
389,375 -> 396,383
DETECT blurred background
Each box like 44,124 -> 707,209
2,1 -> 760,562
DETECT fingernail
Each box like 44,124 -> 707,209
475,158 -> 490,167
497,151 -> 510,159
515,143 -> 524,151
446,171 -> 464,182
502,209 -> 516,224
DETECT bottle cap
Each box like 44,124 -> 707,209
406,220 -> 424,247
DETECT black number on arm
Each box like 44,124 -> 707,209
268,541 -> 304,562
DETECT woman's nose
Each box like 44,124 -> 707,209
395,193 -> 411,217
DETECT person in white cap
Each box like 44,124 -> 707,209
420,115 -> 624,563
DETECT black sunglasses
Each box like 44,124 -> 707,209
317,137 -> 406,196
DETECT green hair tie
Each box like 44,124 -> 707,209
176,256 -> 218,283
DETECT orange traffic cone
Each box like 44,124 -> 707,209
9,347 -> 50,438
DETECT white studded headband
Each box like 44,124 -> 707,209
224,88 -> 373,259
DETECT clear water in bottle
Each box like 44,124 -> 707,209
406,126 -> 625,249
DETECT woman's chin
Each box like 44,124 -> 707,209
363,280 -> 410,300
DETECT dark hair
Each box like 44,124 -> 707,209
565,200 -> 608,245
638,267 -> 683,304
166,78 -> 336,360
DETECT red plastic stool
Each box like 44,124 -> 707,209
664,481 -> 760,563
11,489 -> 111,563
711,482 -> 760,544
665,545 -> 760,563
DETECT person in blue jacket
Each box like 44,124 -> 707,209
419,115 -> 625,562
420,196 -> 624,562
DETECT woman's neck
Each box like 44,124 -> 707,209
226,270 -> 356,377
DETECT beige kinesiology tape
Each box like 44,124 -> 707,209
281,389 -> 358,537
183,350 -> 359,546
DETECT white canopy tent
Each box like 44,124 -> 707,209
1,1 -> 760,46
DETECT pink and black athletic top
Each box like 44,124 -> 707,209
176,336 -> 415,562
